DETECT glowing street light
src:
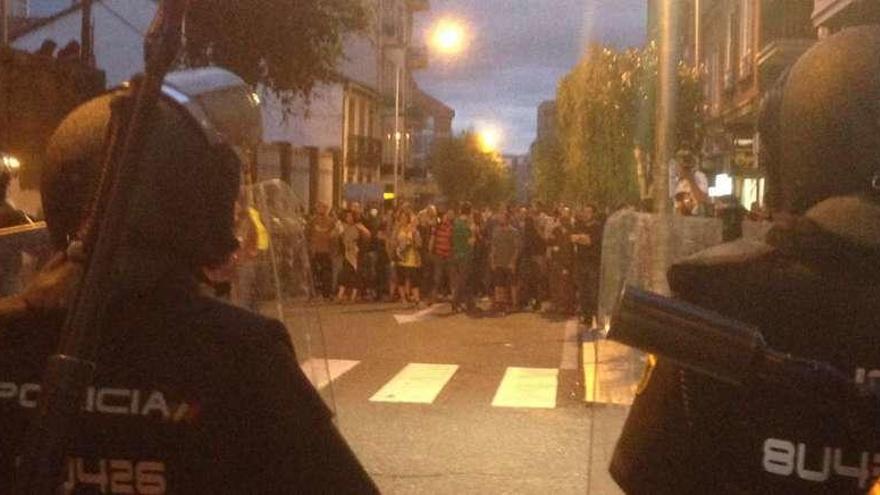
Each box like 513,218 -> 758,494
429,19 -> 468,56
1,153 -> 20,173
477,126 -> 502,154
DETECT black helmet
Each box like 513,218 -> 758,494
42,67 -> 262,269
771,25 -> 880,213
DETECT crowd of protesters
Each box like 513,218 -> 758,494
306,200 -> 605,324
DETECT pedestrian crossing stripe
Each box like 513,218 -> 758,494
300,358 -> 360,390
582,342 -> 598,403
581,340 -> 639,406
491,367 -> 558,409
305,360 -> 573,409
369,363 -> 459,404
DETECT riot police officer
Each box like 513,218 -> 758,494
0,69 -> 379,493
610,26 -> 880,494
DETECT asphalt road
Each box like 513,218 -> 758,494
283,300 -> 628,495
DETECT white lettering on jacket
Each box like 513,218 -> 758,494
0,382 -> 196,423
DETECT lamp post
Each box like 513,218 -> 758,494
391,18 -> 468,204
394,63 -> 402,205
651,0 -> 681,296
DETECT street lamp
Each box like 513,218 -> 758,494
429,19 -> 468,56
477,126 -> 502,154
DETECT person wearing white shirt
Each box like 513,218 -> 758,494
672,151 -> 709,215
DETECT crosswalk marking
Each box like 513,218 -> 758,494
300,359 -> 360,390
582,342 -> 598,402
369,363 -> 459,404
491,367 -> 558,409
581,340 -> 638,406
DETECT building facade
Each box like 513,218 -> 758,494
408,85 -> 454,179
535,100 -> 557,143
503,154 -> 531,205
704,0 -> 814,209
651,0 -> 815,210
9,0 -> 451,210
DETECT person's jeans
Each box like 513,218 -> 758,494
450,256 -> 473,309
576,260 -> 600,321
432,255 -> 453,299
311,252 -> 333,299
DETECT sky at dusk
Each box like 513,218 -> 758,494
415,0 -> 647,155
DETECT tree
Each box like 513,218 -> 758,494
531,135 -> 566,203
183,0 -> 368,106
429,133 -> 514,206
552,43 -> 703,210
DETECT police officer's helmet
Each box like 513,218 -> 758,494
42,67 -> 262,269
761,25 -> 880,214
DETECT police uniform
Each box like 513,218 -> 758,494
0,67 -> 379,493
611,198 -> 880,493
0,278 -> 377,493
611,25 -> 880,494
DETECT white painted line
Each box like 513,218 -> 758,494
393,304 -> 445,325
560,318 -> 580,370
369,363 -> 459,404
582,342 -> 598,403
300,359 -> 360,390
491,367 -> 558,409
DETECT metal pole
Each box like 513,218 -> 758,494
81,0 -> 93,66
401,57 -> 407,182
654,0 -> 679,216
694,0 -> 700,67
393,63 -> 400,204
1,0 -> 8,47
652,0 -> 680,295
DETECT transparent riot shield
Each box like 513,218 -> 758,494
585,210 -> 724,493
0,221 -> 51,298
235,179 -> 338,414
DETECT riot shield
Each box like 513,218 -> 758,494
0,221 -> 51,298
585,210 -> 723,493
235,179 -> 339,414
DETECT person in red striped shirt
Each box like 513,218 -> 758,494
429,209 -> 455,305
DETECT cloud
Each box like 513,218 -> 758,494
415,0 -> 646,154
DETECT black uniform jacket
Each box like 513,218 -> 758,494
0,282 -> 378,494
611,197 -> 880,494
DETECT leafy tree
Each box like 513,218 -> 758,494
429,133 -> 514,206
183,0 -> 368,105
531,135 -> 566,203
552,42 -> 703,209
